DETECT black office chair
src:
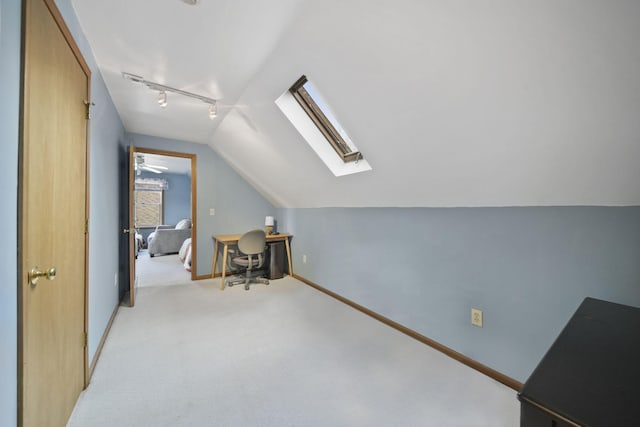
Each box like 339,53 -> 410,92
226,229 -> 270,290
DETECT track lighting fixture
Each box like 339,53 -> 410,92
122,72 -> 218,118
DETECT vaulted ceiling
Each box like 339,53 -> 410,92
72,0 -> 640,207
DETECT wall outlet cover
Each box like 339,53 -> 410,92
471,308 -> 483,327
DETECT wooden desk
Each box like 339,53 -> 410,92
211,233 -> 293,290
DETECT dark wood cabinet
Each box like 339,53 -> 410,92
518,297 -> 640,427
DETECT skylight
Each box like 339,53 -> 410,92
276,75 -> 372,177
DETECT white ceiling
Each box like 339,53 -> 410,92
71,0 -> 302,143
73,0 -> 640,207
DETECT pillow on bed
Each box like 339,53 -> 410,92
175,219 -> 191,230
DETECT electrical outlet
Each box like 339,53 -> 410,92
471,308 -> 483,328
209,208 -> 215,216
114,272 -> 118,288
302,254 -> 307,264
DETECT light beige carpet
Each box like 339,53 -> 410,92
136,250 -> 191,288
68,277 -> 519,426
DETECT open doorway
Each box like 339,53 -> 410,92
124,147 -> 197,305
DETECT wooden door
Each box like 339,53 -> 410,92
128,146 -> 137,306
20,0 -> 90,426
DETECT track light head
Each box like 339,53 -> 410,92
158,91 -> 168,108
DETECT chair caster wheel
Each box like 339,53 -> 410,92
227,283 -> 233,287
244,285 -> 250,291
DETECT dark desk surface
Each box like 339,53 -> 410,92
518,297 -> 640,427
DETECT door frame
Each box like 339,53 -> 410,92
129,147 -> 197,301
17,0 -> 91,422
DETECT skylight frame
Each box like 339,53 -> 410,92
289,75 -> 362,163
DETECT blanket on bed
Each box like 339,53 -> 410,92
178,238 -> 192,272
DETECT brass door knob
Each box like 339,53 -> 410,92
28,266 -> 56,287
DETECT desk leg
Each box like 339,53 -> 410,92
284,238 -> 293,276
211,239 -> 219,279
220,243 -> 228,290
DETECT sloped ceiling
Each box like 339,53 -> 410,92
73,0 -> 640,207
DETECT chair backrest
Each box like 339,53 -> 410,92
238,229 -> 266,255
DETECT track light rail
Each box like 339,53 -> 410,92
122,72 -> 217,106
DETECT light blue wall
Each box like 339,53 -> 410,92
53,0 -> 126,369
161,173 -> 191,225
127,133 -> 275,277
0,0 -> 22,424
84,73 -> 125,364
279,206 -> 640,382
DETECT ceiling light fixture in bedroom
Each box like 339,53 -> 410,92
134,154 -> 169,175
122,72 -> 217,119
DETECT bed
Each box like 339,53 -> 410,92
178,238 -> 192,272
